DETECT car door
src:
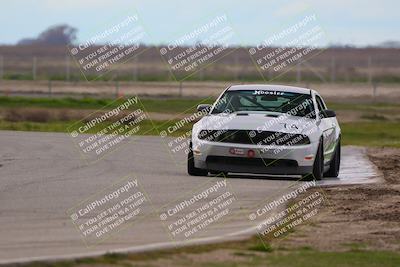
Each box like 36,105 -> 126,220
315,94 -> 336,164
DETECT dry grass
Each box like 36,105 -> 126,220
1,45 -> 400,82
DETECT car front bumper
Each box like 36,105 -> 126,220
193,140 -> 318,175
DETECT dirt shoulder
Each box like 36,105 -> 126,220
279,147 -> 400,252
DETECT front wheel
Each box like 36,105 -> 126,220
187,142 -> 208,176
303,140 -> 323,181
313,141 -> 324,180
324,138 -> 341,177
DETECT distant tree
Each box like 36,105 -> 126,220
18,24 -> 77,45
17,38 -> 38,45
328,43 -> 356,49
379,41 -> 400,48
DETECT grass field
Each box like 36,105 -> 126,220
341,122 -> 400,147
0,119 -> 191,137
0,96 -> 213,113
15,242 -> 400,267
1,95 -> 400,114
0,96 -> 399,147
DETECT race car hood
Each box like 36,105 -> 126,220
195,112 -> 316,135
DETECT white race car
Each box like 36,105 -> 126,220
187,85 -> 341,180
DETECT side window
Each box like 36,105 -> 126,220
315,95 -> 327,119
213,94 -> 229,113
316,95 -> 326,111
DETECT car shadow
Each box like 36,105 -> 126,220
214,173 -> 343,183
209,172 -> 305,181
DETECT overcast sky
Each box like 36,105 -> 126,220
1,0 -> 398,46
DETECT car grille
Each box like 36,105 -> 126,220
198,130 -> 310,146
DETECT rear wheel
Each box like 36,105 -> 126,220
324,138 -> 341,177
187,142 -> 208,176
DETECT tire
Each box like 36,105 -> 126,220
303,140 -> 324,181
313,141 -> 324,180
324,138 -> 341,177
187,142 -> 208,176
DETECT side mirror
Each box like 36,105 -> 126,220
321,109 -> 336,118
197,104 -> 212,113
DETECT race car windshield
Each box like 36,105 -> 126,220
211,90 -> 315,118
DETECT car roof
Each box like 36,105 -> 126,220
227,84 -> 312,95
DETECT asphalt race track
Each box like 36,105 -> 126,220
0,131 -> 381,264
